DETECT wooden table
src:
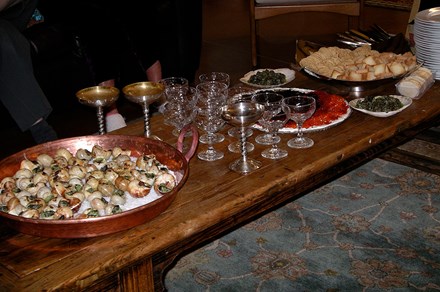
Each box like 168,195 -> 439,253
0,71 -> 439,291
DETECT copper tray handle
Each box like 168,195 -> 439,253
177,124 -> 199,161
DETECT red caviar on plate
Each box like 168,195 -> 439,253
285,90 -> 350,129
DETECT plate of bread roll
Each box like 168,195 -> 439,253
300,45 -> 419,89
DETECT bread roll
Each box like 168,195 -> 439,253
396,67 -> 434,99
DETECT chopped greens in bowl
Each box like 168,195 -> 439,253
349,95 -> 412,118
248,69 -> 286,86
355,95 -> 403,112
240,68 -> 295,88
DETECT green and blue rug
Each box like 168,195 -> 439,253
165,158 -> 440,291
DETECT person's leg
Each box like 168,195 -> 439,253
0,18 -> 57,143
0,0 -> 38,30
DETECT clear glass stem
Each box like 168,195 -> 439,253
206,132 -> 216,144
270,131 -> 279,150
206,144 -> 216,153
198,131 -> 224,161
296,122 -> 304,139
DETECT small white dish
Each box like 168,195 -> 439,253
240,68 -> 295,88
349,95 -> 412,117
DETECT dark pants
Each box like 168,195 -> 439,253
0,0 -> 52,131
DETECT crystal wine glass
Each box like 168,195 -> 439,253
251,91 -> 284,146
163,87 -> 198,137
196,81 -> 228,144
252,92 -> 288,159
76,86 -> 119,135
160,77 -> 189,100
195,81 -> 228,161
221,101 -> 265,174
227,89 -> 255,153
198,74 -> 230,144
195,107 -> 225,161
199,72 -> 230,87
282,95 -> 316,148
122,81 -> 164,139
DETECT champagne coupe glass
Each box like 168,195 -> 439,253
199,72 -> 230,87
76,86 -> 119,135
196,81 -> 228,145
198,73 -> 230,144
282,95 -> 316,148
163,87 -> 198,137
160,77 -> 189,100
122,81 -> 164,139
252,92 -> 288,159
226,93 -> 255,153
252,91 -> 283,146
227,86 -> 254,139
195,108 -> 225,161
221,101 -> 265,174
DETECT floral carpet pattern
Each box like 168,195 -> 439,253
165,159 -> 440,291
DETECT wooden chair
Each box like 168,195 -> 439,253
250,0 -> 363,67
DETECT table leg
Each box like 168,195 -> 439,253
120,257 -> 155,292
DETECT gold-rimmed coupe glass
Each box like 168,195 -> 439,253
76,86 -> 119,135
123,81 -> 164,139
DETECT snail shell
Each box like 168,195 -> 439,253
37,153 -> 54,167
128,179 -> 150,198
55,148 -> 73,161
76,148 -> 92,161
20,159 -> 37,171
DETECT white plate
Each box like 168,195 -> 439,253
349,95 -> 412,117
240,68 -> 295,88
416,7 -> 440,23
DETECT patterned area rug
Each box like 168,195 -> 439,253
365,0 -> 414,11
165,158 -> 440,291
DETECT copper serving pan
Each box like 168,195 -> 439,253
0,130 -> 198,238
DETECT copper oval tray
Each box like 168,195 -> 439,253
0,135 -> 189,238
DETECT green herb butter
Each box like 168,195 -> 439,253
356,95 -> 403,112
249,70 -> 286,86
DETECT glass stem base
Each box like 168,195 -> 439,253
229,157 -> 262,174
287,136 -> 314,148
261,147 -> 288,159
198,147 -> 224,161
255,133 -> 280,145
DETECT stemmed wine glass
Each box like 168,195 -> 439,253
196,81 -> 228,145
226,88 -> 255,153
76,86 -> 119,135
221,101 -> 265,174
198,73 -> 230,144
162,87 -> 198,137
282,95 -> 316,148
122,81 -> 165,139
199,72 -> 230,87
252,92 -> 282,146
160,77 -> 189,100
252,92 -> 289,159
195,81 -> 228,161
